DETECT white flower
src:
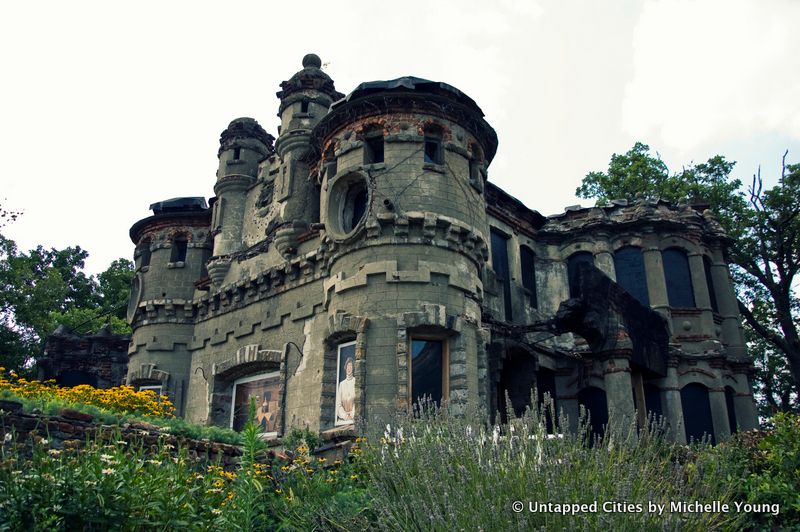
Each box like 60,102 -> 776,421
3,433 -> 12,443
101,468 -> 115,475
211,508 -> 222,515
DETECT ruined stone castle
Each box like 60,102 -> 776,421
125,54 -> 758,443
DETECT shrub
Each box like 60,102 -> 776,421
0,368 -> 174,418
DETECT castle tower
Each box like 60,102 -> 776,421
312,77 -> 497,419
206,118 -> 274,285
272,54 -> 344,256
126,198 -> 212,414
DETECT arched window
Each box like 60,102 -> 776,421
725,386 -> 737,434
613,246 -> 649,306
491,228 -> 512,320
662,248 -> 695,308
643,383 -> 663,420
703,256 -> 719,312
170,235 -> 188,263
681,382 -> 715,444
567,251 -> 594,298
519,245 -> 538,308
578,386 -> 608,440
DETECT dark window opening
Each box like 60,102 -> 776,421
663,248 -> 695,308
704,256 -> 719,312
410,339 -> 446,408
363,136 -> 384,164
171,237 -> 188,263
300,100 -> 309,113
424,137 -> 443,164
520,246 -> 538,308
342,181 -> 368,233
644,383 -> 663,420
681,382 -> 715,444
567,251 -> 594,298
491,229 -> 513,321
233,147 -> 241,160
578,386 -> 608,441
328,158 -> 337,178
725,386 -> 737,434
614,246 -> 650,306
139,242 -> 151,268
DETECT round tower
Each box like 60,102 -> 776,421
272,54 -> 344,256
205,117 -> 274,285
126,198 -> 212,414
312,77 -> 497,418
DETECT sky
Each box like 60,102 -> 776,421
1,0 -> 798,275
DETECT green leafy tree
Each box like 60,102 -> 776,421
577,144 -> 800,410
0,230 -> 134,372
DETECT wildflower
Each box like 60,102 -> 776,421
3,433 -> 12,443
211,509 -> 222,515
350,474 -> 358,481
317,457 -> 326,463
48,449 -> 61,457
115,440 -> 128,445
40,439 -> 48,446
101,468 -> 115,475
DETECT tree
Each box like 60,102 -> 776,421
0,231 -> 134,373
577,144 -> 800,411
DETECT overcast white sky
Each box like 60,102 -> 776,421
1,0 -> 798,275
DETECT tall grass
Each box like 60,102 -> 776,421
361,397 -> 743,531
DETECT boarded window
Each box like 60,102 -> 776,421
567,251 -> 594,298
410,339 -> 447,408
578,386 -> 608,440
614,246 -> 650,306
491,229 -> 513,320
704,256 -> 719,312
662,248 -> 695,308
681,382 -> 715,444
170,237 -> 188,263
519,246 -> 538,308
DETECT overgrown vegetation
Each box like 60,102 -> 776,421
4,393 -> 797,530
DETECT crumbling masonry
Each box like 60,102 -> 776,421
125,54 -> 758,443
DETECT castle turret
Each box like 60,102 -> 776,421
207,118 -> 274,284
272,54 -> 344,256
126,197 -> 212,415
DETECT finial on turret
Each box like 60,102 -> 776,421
302,53 -> 322,69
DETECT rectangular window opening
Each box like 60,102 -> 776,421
424,138 -> 442,164
233,147 -> 241,160
335,342 -> 356,426
300,100 -> 309,113
230,372 -> 280,434
364,136 -> 384,164
410,338 -> 448,410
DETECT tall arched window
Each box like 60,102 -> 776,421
703,256 -> 719,312
578,386 -> 608,440
491,228 -> 512,320
725,386 -> 737,434
662,248 -> 695,308
613,246 -> 650,306
681,382 -> 715,444
567,251 -> 594,298
519,245 -> 538,308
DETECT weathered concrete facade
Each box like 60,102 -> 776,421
126,54 -> 758,443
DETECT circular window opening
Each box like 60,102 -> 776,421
328,173 -> 369,240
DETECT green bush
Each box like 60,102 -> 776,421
719,412 -> 800,530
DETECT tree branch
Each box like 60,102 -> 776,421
738,299 -> 791,354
